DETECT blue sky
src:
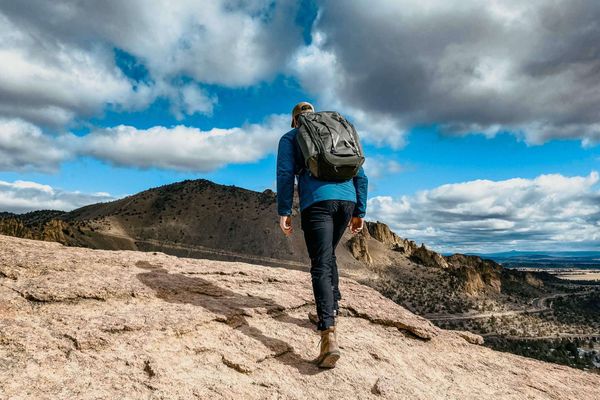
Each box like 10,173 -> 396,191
0,1 -> 599,253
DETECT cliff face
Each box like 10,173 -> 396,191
446,254 -> 503,295
361,221 -> 450,269
366,222 -> 416,253
352,223 -> 542,296
346,233 -> 373,264
0,217 -> 33,239
0,216 -> 74,245
0,234 -> 597,400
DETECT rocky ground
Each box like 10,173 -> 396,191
0,234 -> 598,399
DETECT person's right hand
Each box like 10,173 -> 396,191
279,215 -> 293,236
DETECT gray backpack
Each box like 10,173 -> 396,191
296,111 -> 365,181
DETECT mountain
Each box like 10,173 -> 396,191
0,179 -> 565,311
470,251 -> 600,269
473,250 -> 600,259
0,234 -> 597,399
0,180 -> 309,267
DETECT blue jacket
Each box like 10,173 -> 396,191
276,128 -> 368,217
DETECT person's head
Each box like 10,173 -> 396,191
291,101 -> 315,128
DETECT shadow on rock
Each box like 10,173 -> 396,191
135,261 -> 324,375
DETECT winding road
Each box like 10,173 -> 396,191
425,291 -> 595,322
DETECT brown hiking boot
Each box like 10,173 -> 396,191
315,326 -> 340,368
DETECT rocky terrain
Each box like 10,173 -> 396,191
1,234 -> 598,399
1,178 -> 598,372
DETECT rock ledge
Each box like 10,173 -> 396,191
0,235 -> 597,399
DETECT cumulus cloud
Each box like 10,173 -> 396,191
0,114 -> 289,173
0,12 -> 152,126
0,1 -> 302,126
0,180 -> 116,214
3,0 -> 600,148
171,84 -> 218,121
367,172 -> 600,252
362,156 -> 404,180
291,0 -> 600,147
289,31 -> 408,148
0,119 -> 70,172
75,114 -> 289,171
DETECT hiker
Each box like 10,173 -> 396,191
276,101 -> 368,368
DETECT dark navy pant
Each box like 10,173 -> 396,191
301,200 -> 355,331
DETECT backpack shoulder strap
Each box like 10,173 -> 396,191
292,129 -> 306,175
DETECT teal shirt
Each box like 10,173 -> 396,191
276,128 -> 368,216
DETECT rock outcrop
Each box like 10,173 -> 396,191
446,254 -> 503,294
366,221 -> 418,255
346,233 -> 373,264
0,212 -> 73,245
0,217 -> 33,239
362,222 -> 451,269
0,234 -> 597,399
411,244 -> 450,269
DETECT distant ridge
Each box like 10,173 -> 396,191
472,250 -> 600,259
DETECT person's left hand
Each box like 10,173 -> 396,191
279,215 -> 293,236
349,217 -> 364,234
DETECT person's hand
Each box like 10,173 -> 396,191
279,215 -> 293,236
349,217 -> 364,234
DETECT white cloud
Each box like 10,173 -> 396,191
0,13 -> 153,127
0,114 -> 289,173
174,84 -> 218,120
0,118 -> 70,172
0,180 -> 116,213
3,0 -> 600,149
0,1 -> 303,126
362,157 -> 404,180
367,172 -> 600,252
74,114 -> 289,171
289,31 -> 408,148
291,0 -> 600,147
